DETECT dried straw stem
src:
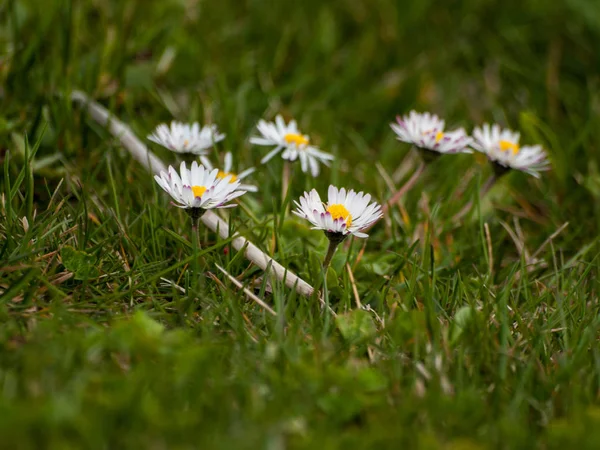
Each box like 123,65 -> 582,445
71,90 -> 316,299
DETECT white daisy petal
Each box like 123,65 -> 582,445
154,174 -> 171,194
200,155 -> 212,169
224,152 -> 233,172
250,115 -> 334,177
299,151 -> 308,173
148,121 -> 225,155
391,111 -> 472,155
197,152 -> 259,193
293,186 -> 382,239
261,146 -> 284,164
471,123 -> 550,177
281,148 -> 297,161
308,155 -> 320,177
154,161 -> 248,211
237,167 -> 256,179
250,137 -> 277,146
240,184 -> 259,192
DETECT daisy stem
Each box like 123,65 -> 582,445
189,208 -> 206,292
282,161 -> 292,201
322,243 -> 338,273
191,218 -> 201,288
383,160 -> 426,213
451,173 -> 498,224
481,172 -> 499,196
191,218 -> 201,249
322,232 -> 347,273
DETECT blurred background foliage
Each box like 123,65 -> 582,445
3,0 -> 600,230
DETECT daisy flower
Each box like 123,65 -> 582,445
249,114 -> 334,177
390,111 -> 472,160
154,161 -> 247,222
148,121 -> 225,160
293,186 -> 383,269
470,123 -> 550,177
202,152 -> 258,192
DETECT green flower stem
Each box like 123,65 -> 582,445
189,208 -> 207,291
384,160 -> 426,213
282,161 -> 292,202
322,232 -> 348,273
451,173 -> 499,224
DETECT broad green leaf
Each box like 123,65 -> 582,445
336,309 -> 377,344
60,246 -> 99,280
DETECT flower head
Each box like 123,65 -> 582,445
293,186 -> 383,239
202,152 -> 258,192
154,161 -> 246,212
390,111 -> 472,158
148,121 -> 225,155
250,114 -> 334,177
471,123 -> 550,177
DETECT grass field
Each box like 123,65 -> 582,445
3,0 -> 600,448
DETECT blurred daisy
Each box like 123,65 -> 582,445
148,121 -> 225,161
390,111 -> 472,160
471,123 -> 550,177
250,114 -> 334,177
293,186 -> 382,269
202,152 -> 258,192
154,161 -> 247,222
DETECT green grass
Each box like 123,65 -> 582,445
3,0 -> 600,448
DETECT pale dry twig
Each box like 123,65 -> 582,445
71,90 -> 317,299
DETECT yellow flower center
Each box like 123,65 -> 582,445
216,171 -> 238,183
327,204 -> 352,228
284,133 -> 309,146
422,130 -> 444,143
499,140 -> 520,154
191,185 -> 207,198
184,139 -> 189,147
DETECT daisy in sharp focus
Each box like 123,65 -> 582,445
390,111 -> 472,162
293,186 -> 383,270
148,121 -> 225,164
202,151 -> 258,192
470,123 -> 550,178
250,114 -> 334,177
154,161 -> 247,225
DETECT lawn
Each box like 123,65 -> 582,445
2,0 -> 600,448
